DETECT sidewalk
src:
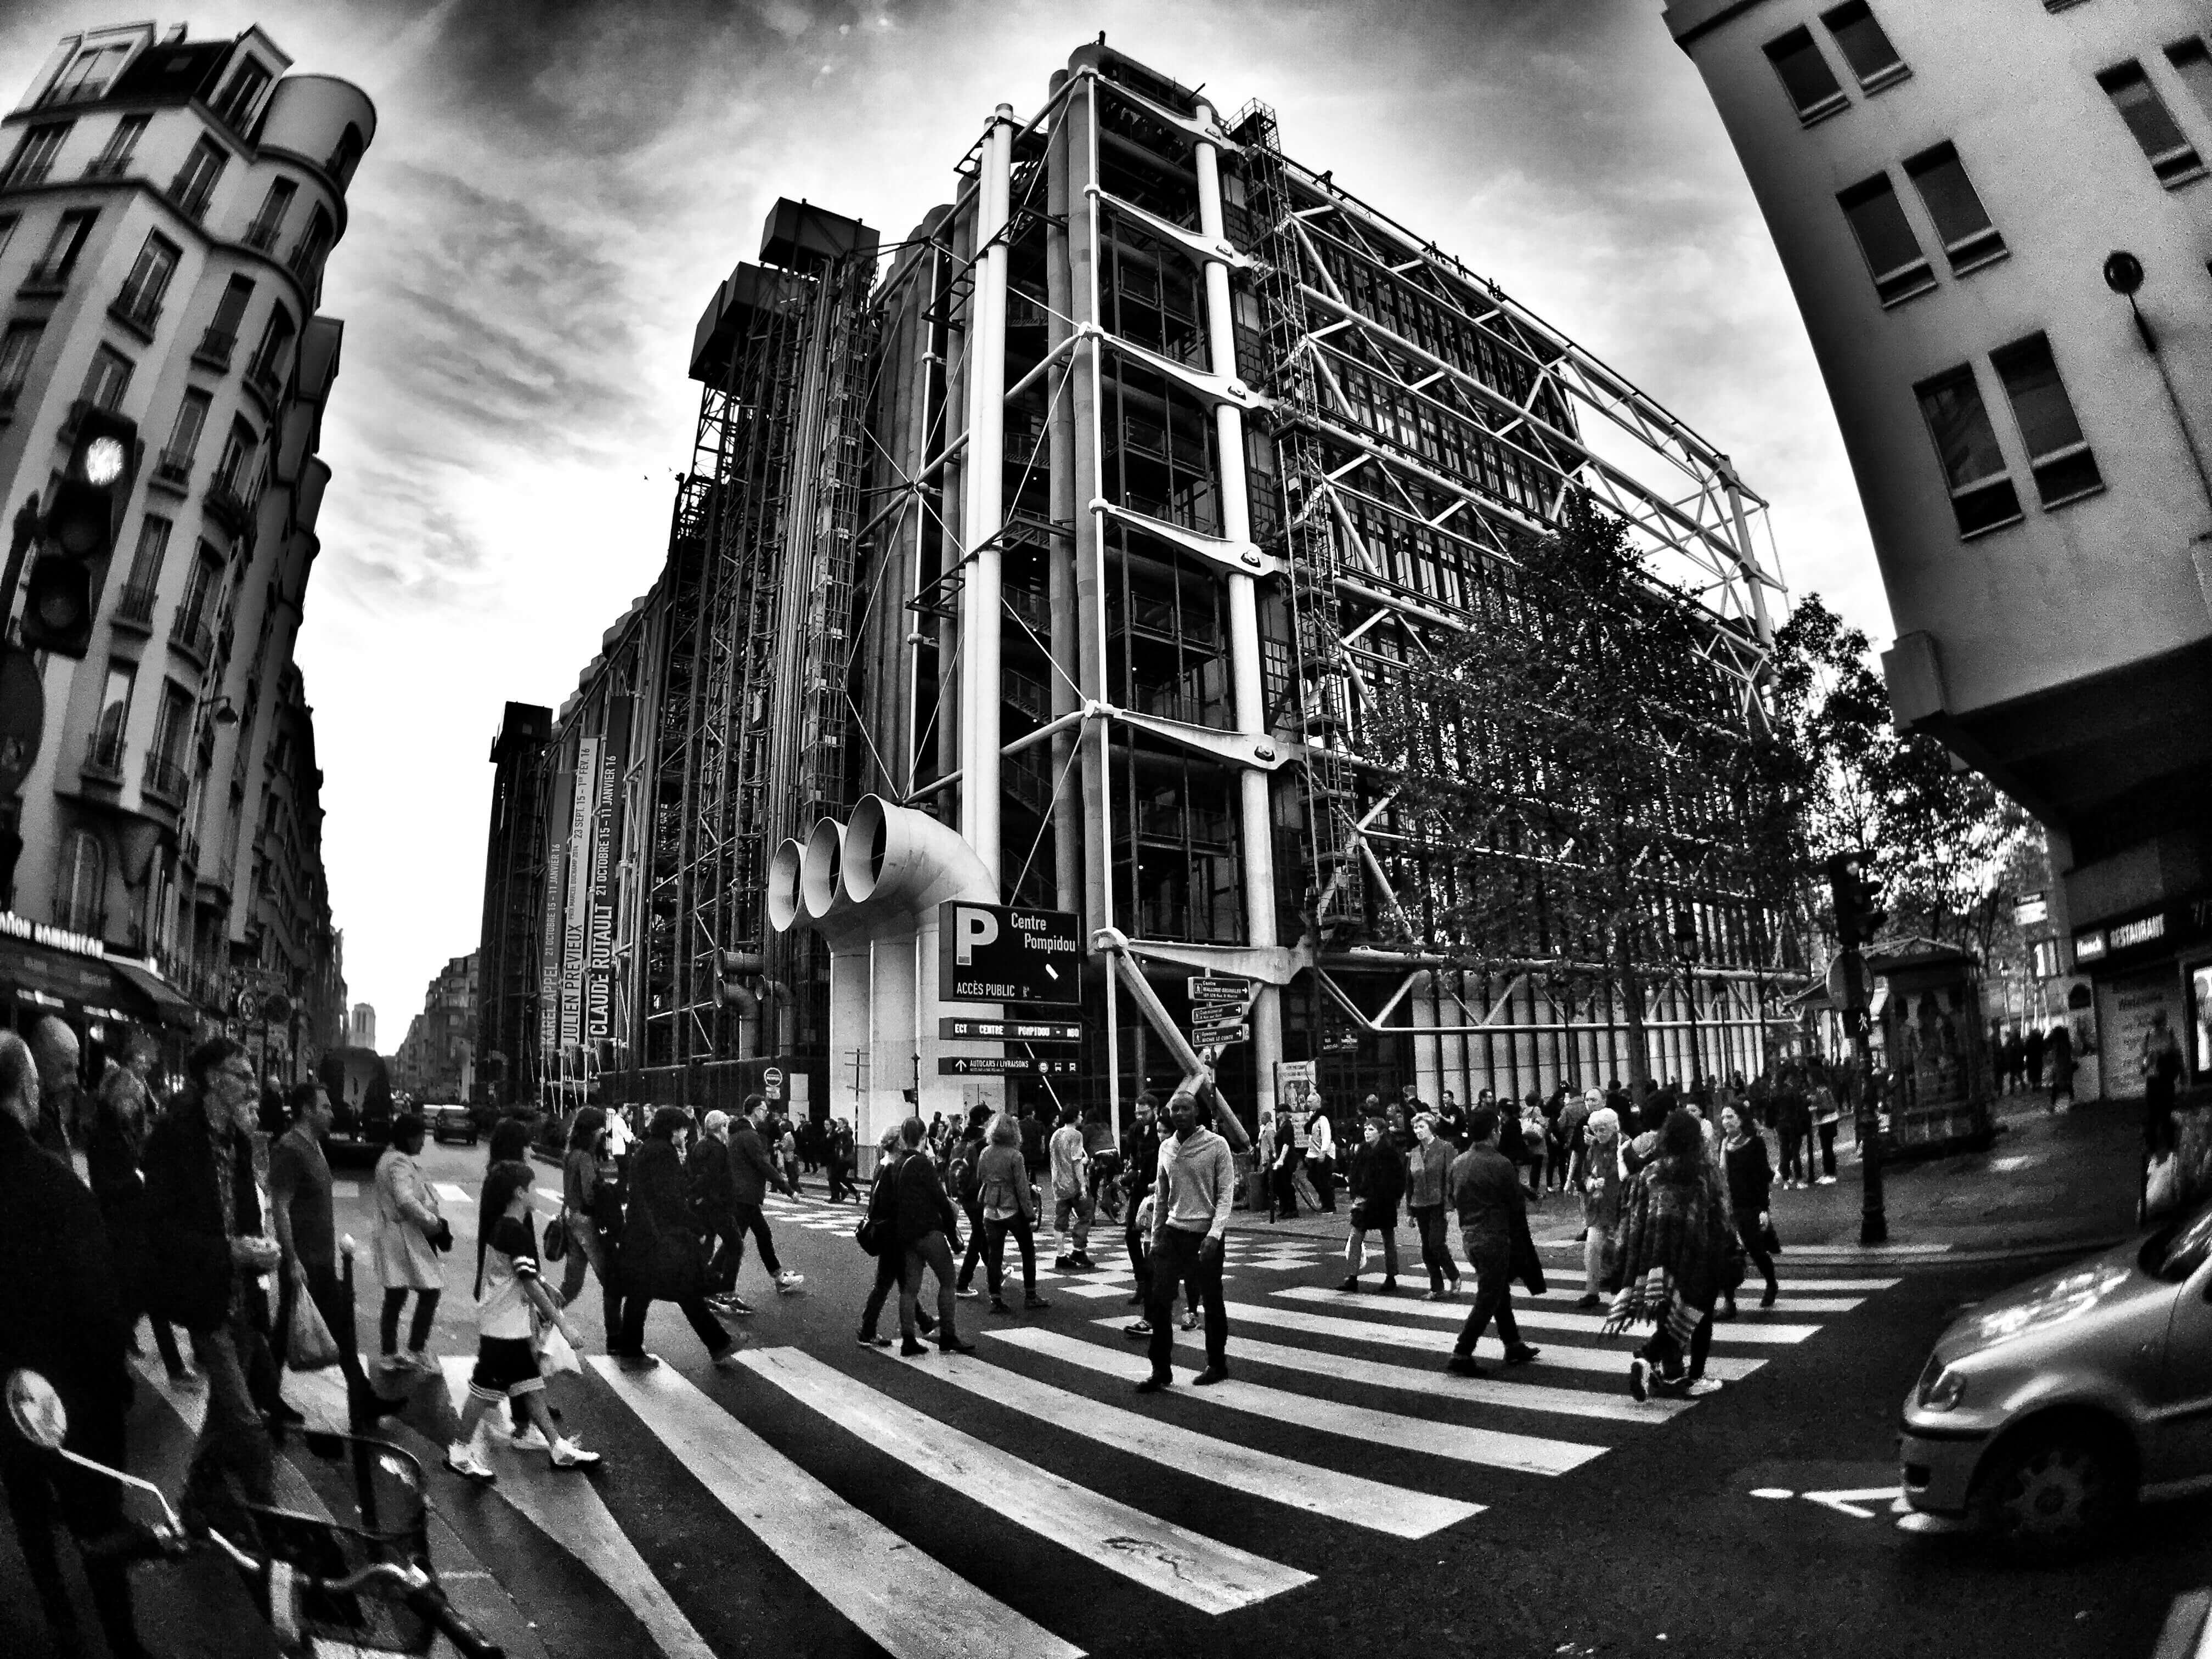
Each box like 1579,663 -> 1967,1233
1237,1093 -> 2145,1265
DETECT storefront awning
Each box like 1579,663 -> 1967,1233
109,960 -> 202,1030
0,935 -> 136,1024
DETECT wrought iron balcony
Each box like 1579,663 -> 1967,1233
203,475 -> 252,536
241,218 -> 282,253
165,176 -> 215,224
109,279 -> 163,338
151,448 -> 194,492
192,327 -> 236,372
168,606 -> 215,665
19,259 -> 73,296
82,727 -> 128,783
111,582 -> 159,632
82,152 -> 133,179
142,751 -> 189,809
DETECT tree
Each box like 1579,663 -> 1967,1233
1363,491 -> 1792,1092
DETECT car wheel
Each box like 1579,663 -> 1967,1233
1974,1424 -> 2130,1562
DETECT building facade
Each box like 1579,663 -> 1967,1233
394,949 -> 475,1102
498,43 -> 1797,1140
473,700 -> 551,1107
1666,0 -> 2212,1094
0,20 -> 367,1073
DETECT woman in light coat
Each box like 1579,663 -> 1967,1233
373,1113 -> 449,1374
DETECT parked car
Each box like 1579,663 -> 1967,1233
1898,1196 -> 2212,1560
427,1101 -> 478,1146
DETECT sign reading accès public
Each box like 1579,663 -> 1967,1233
938,902 -> 1080,1005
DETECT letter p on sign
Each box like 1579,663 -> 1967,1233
954,906 -> 1000,966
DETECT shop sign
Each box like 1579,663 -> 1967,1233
0,911 -> 103,959
2111,913 -> 2167,952
2073,929 -> 2108,964
2013,893 -> 2048,926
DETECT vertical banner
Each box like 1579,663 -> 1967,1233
561,736 -> 597,1053
538,840 -> 565,1055
586,704 -> 630,1048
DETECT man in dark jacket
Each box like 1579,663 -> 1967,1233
141,1036 -> 280,1537
0,1030 -> 145,1658
270,1078 -> 383,1426
615,1108 -> 741,1368
689,1110 -> 747,1311
726,1096 -> 804,1299
1443,1105 -> 1540,1378
26,1014 -> 80,1158
1339,1118 -> 1404,1292
1119,1094 -> 1164,1304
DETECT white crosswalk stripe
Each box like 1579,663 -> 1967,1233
735,1346 -> 1313,1613
910,1349 -> 1481,1537
1277,1286 -> 1825,1345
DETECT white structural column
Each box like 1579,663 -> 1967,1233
1193,101 -> 1281,1124
958,104 -> 1017,891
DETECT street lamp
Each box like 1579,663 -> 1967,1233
2103,250 -> 2212,521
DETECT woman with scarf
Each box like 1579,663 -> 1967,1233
1575,1104 -> 1623,1310
1604,1108 -> 1735,1400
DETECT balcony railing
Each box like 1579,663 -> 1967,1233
241,218 -> 281,253
58,398 -> 94,443
142,751 -> 189,808
0,154 -> 58,190
151,448 -> 194,492
82,152 -> 133,179
285,242 -> 323,284
203,475 -> 252,535
192,328 -> 236,371
168,606 -> 214,664
82,727 -> 127,783
109,279 -> 163,338
165,176 -> 215,224
38,82 -> 110,109
19,259 -> 74,295
0,384 -> 21,416
111,582 -> 159,631
245,358 -> 284,408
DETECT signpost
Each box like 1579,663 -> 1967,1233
763,1064 -> 785,1103
939,902 -> 1081,1005
1188,975 -> 1254,1051
938,1055 -> 1078,1077
939,1017 -> 1082,1043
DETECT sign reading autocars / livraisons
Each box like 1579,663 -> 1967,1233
938,902 -> 1081,1006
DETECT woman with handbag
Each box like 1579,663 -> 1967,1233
977,1111 -> 1049,1315
1405,1114 -> 1460,1300
371,1113 -> 450,1376
1338,1118 -> 1403,1293
557,1107 -> 625,1349
1604,1109 -> 1735,1400
856,1126 -> 937,1346
1718,1104 -> 1780,1316
612,1107 -> 742,1370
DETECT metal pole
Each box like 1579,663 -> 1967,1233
958,104 -> 1015,889
1843,945 -> 1886,1244
2126,297 -> 2212,519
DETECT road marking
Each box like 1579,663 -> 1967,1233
736,1346 -> 1310,1614
1226,1297 -> 1765,1383
1277,1287 -> 1823,1345
1749,1487 -> 1795,1499
921,1350 -> 1478,1538
992,1328 -> 1605,1476
435,1182 -> 471,1204
1521,1287 -> 1867,1314
590,1357 -> 1085,1659
1131,1322 -> 1691,1423
1800,1485 -> 1903,1519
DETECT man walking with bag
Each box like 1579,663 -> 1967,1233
1443,1105 -> 1541,1378
270,1079 -> 385,1426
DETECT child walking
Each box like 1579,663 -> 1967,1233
447,1160 -> 601,1481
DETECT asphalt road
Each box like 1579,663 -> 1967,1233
8,1137 -> 2207,1659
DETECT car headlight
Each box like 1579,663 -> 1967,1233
1916,1363 -> 1966,1412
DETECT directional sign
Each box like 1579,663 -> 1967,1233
1192,1023 -> 1250,1048
940,902 -> 1081,1005
1188,976 -> 1254,1004
939,1017 -> 1083,1043
939,1055 -> 1079,1077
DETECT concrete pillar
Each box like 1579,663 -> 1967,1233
958,104 -> 1016,891
1194,99 -> 1280,1127
1045,76 -> 1083,920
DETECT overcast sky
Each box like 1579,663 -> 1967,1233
0,0 -> 1887,1040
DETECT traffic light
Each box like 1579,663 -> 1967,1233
1825,850 -> 1888,951
21,409 -> 138,659
712,950 -> 763,1013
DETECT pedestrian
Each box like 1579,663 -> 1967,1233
85,1034 -> 195,1385
2144,1010 -> 2186,1157
689,1110 -> 748,1312
1557,1087 -> 1592,1199
1254,1111 -> 1278,1218
1405,1113 -> 1460,1300
1305,1099 -> 1337,1214
892,1116 -> 975,1356
1433,1088 -> 1467,1150
1121,1094 -> 1164,1300
0,1030 -> 146,1659
2000,1029 -> 2025,1096
2048,1023 -> 2076,1114
949,1115 -> 990,1299
825,1116 -> 857,1202
1606,1108 -> 1735,1400
270,1077 -> 384,1426
777,1116 -> 801,1191
371,1113 -> 450,1376
1134,1090 -> 1234,1392
1541,1086 -> 1568,1192
1047,1103 -> 1096,1271
26,1014 -> 80,1159
1442,1105 -> 1541,1378
1718,1104 -> 1779,1315
613,1107 -> 743,1370
721,1096 -> 806,1300
1339,1117 -> 1404,1293
1083,1103 -> 1122,1224
1576,1104 -> 1624,1310
1809,1076 -> 1840,1184
978,1111 -> 1049,1314
2025,1025 -> 2047,1093
857,1126 -> 938,1346
557,1107 -> 626,1350
1776,1072 -> 1811,1189
444,1159 -> 601,1480
1268,1100 -> 1302,1219
142,1037 -> 280,1537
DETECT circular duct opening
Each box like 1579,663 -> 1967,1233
843,795 -> 892,906
766,839 -> 805,933
800,818 -> 846,919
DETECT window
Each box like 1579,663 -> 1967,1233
178,543 -> 221,628
243,178 -> 294,251
247,305 -> 295,390
326,124 -> 365,188
29,208 -> 98,284
2167,38 -> 2212,127
0,215 -> 14,263
1917,366 -> 2021,537
1904,144 -> 2005,272
2100,61 -> 2204,185
1820,2 -> 1909,92
0,321 -> 42,404
1991,332 -> 2102,506
167,137 -> 228,221
1764,27 -> 1848,121
287,207 -> 333,295
151,684 -> 191,769
161,391 -> 210,481
55,830 -> 105,936
81,345 -> 133,412
125,515 -> 171,589
94,661 -> 135,748
1838,174 -> 1936,304
213,419 -> 259,492
0,122 -> 71,189
210,58 -> 272,131
47,43 -> 132,105
199,274 -> 255,367
87,112 -> 148,177
118,230 -> 182,321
